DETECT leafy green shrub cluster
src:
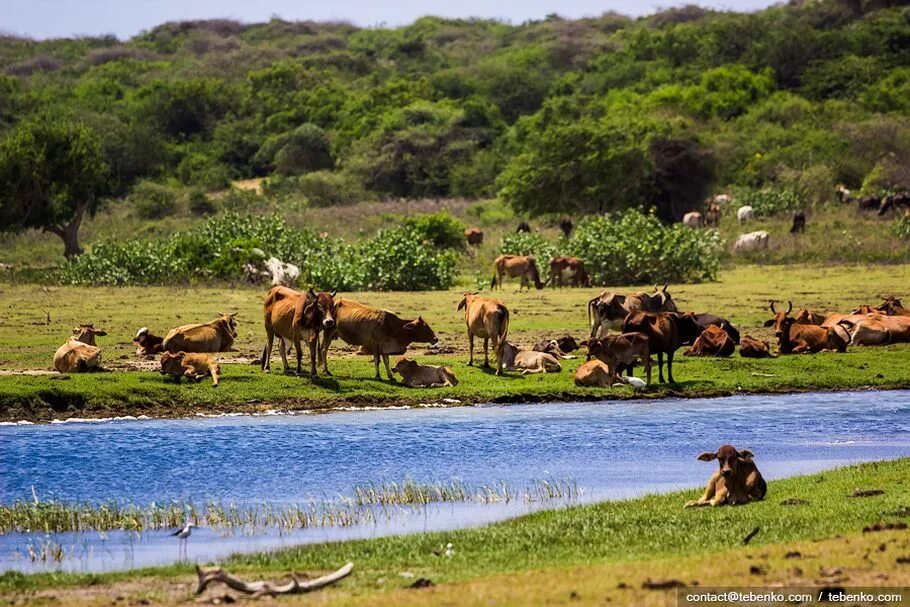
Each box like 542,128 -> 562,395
567,212 -> 722,284
128,181 -> 178,219
403,211 -> 465,250
735,188 -> 806,217
499,232 -> 560,262
58,213 -> 458,290
894,214 -> 910,241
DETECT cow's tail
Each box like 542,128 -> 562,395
496,306 -> 510,355
490,273 -> 498,289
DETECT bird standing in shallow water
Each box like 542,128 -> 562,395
172,523 -> 196,558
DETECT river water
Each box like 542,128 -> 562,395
2,390 -> 908,573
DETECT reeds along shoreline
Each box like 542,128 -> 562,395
0,479 -> 581,534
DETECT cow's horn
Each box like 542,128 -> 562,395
769,300 -> 777,313
330,289 -> 337,297
786,300 -> 793,314
663,282 -> 669,292
308,287 -> 317,297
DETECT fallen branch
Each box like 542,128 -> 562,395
741,526 -> 760,545
196,562 -> 353,598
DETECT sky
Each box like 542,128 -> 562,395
2,0 -> 779,40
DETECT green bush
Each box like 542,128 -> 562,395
128,181 -> 178,219
59,213 -> 458,290
254,123 -> 334,176
567,211 -> 722,284
176,153 -> 231,189
293,170 -> 367,207
404,211 -> 465,249
735,188 -> 805,217
893,214 -> 910,241
185,188 -> 217,216
499,231 -> 560,261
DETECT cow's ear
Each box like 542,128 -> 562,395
762,319 -> 775,327
94,330 -> 107,336
738,449 -> 755,462
457,297 -> 466,311
697,451 -> 717,462
72,327 -> 80,334
417,315 -> 424,322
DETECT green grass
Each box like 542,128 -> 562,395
3,264 -> 910,421
2,458 -> 907,596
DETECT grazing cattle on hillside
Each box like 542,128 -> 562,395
857,195 -> 881,212
705,203 -> 721,228
684,445 -> 767,508
244,257 -> 300,287
159,351 -> 220,387
587,284 -> 677,339
835,184 -> 852,203
878,193 -> 910,216
549,256 -> 590,288
768,301 -> 849,354
683,211 -> 705,228
320,298 -> 438,380
532,335 -> 579,359
684,325 -> 735,357
711,193 -> 732,208
464,228 -> 484,246
586,332 -> 651,385
694,313 -> 740,344
739,335 -> 772,358
458,292 -> 510,375
621,311 -> 700,383
392,357 -> 458,387
261,286 -> 337,377
54,324 -> 106,373
163,313 -> 238,354
732,231 -> 769,254
736,205 -> 754,223
559,218 -> 573,238
133,327 -> 165,356
501,342 -> 562,374
790,211 -> 806,234
516,221 -> 531,233
492,255 -> 547,290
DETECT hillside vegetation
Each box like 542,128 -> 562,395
0,0 -> 908,278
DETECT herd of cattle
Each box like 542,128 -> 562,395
51,280 -> 910,392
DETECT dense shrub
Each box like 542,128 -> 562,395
176,153 -> 232,189
499,232 -> 560,262
735,188 -> 806,216
185,188 -> 217,216
128,181 -> 178,219
267,170 -> 367,207
59,214 -> 458,290
567,211 -> 722,284
404,211 -> 465,249
254,123 -> 334,176
894,214 -> 910,241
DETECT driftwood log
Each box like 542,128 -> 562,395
195,562 -> 354,598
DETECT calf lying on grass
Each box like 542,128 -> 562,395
133,327 -> 164,356
393,357 -> 458,387
684,445 -> 766,508
160,351 -> 220,387
502,341 -> 562,374
54,324 -> 107,373
573,360 -> 646,390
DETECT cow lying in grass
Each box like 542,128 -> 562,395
164,313 -> 238,353
501,342 -> 561,374
160,351 -> 220,386
739,335 -> 773,358
573,360 -> 646,390
685,445 -> 767,508
54,324 -> 107,373
133,327 -> 164,356
393,357 -> 458,387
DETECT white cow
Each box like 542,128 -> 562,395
263,257 -> 300,287
712,194 -> 732,207
733,231 -> 769,254
682,212 -> 704,228
736,205 -> 754,223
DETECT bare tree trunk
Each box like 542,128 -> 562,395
46,200 -> 88,258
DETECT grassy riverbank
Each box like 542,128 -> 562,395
3,265 -> 910,422
2,459 -> 908,605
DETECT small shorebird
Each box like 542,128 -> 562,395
172,522 -> 196,540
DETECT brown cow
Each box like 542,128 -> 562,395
163,313 -> 237,353
549,256 -> 590,288
133,327 -> 164,356
684,445 -> 767,508
457,292 -> 510,375
501,341 -> 562,374
261,286 -> 337,377
876,296 -> 910,317
739,335 -> 772,358
841,311 -> 910,345
621,311 -> 700,383
160,351 -> 220,387
684,325 -> 735,357
532,335 -> 579,359
54,324 -> 106,373
769,301 -> 849,354
320,298 -> 438,380
392,357 -> 458,387
492,255 -> 546,290
586,332 -> 651,385
705,203 -> 721,228
588,284 -> 677,338
464,228 -> 484,246
682,211 -> 705,228
574,360 -> 622,387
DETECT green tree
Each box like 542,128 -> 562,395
0,118 -> 110,257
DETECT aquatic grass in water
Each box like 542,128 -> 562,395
0,479 -> 579,535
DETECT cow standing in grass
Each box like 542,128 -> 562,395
320,298 -> 438,381
491,255 -> 547,290
262,286 -> 337,377
621,311 -> 700,383
457,292 -> 510,375
588,284 -> 677,339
